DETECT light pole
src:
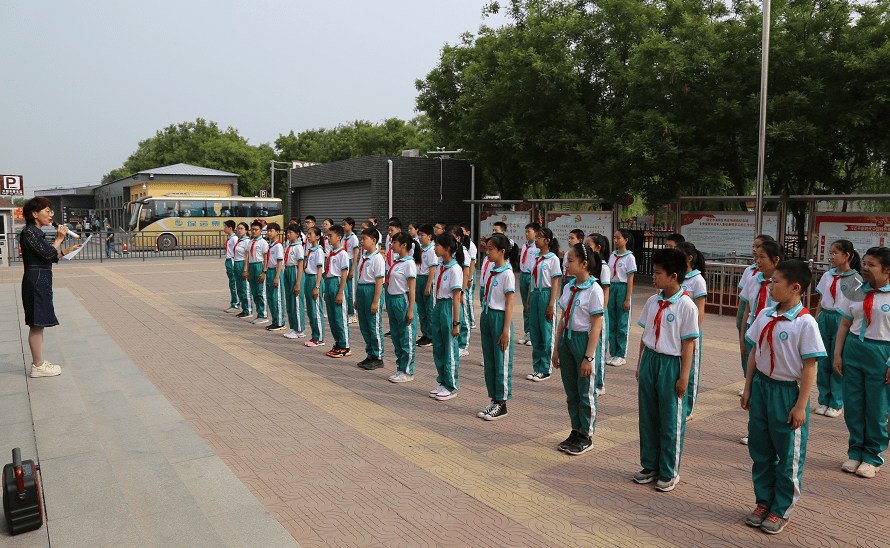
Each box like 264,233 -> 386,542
269,160 -> 292,199
754,0 -> 771,236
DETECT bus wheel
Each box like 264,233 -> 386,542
157,234 -> 177,251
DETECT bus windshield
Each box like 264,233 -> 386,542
128,203 -> 141,231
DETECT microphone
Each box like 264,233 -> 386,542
52,223 -> 80,239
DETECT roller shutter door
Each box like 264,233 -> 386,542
295,181 -> 373,223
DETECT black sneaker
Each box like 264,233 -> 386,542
529,372 -> 551,382
566,435 -> 593,455
483,402 -> 507,421
360,358 -> 384,370
357,357 -> 372,367
265,324 -> 287,331
633,468 -> 658,484
416,336 -> 433,347
384,331 -> 391,337
557,431 -> 579,452
236,312 -> 250,318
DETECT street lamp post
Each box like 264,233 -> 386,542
754,0 -> 771,236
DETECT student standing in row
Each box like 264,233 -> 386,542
355,228 -> 385,370
835,246 -> 890,479
527,227 -> 562,382
303,216 -> 316,253
812,239 -> 859,417
324,225 -> 351,358
587,234 -> 611,395
664,233 -> 685,249
264,223 -> 286,331
477,234 -> 516,421
451,226 -> 473,357
460,222 -> 478,330
737,235 -> 776,338
563,229 -> 584,286
633,248 -> 699,492
741,259 -> 824,534
223,220 -> 241,313
386,232 -> 421,383
517,223 -> 540,346
343,217 -> 360,325
415,225 -> 438,348
282,224 -> 306,339
607,229 -> 636,366
677,242 -> 707,419
429,233 -> 464,401
552,243 -> 605,455
233,222 -> 252,318
303,227 -> 326,347
244,221 -> 270,325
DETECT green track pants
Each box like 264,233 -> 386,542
282,265 -> 304,332
431,299 -> 460,392
481,308 -> 513,401
234,260 -> 250,314
638,347 -> 687,479
816,309 -> 844,410
529,288 -> 556,375
225,258 -> 239,308
303,274 -> 324,341
386,293 -> 417,374
607,281 -> 631,358
247,262 -> 265,318
559,330 -> 600,437
356,283 -> 383,359
324,276 -> 349,349
841,336 -> 890,467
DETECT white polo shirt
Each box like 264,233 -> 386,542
344,232 -> 359,261
304,245 -> 325,275
225,234 -> 239,260
479,257 -> 492,286
682,270 -> 708,300
284,241 -> 304,267
460,247 -> 471,268
608,251 -> 637,283
324,247 -> 350,280
738,264 -> 759,291
815,268 -> 857,311
745,302 -> 826,382
637,288 -> 700,356
419,243 -> 437,276
519,242 -> 539,274
247,237 -> 269,264
265,240 -> 284,269
481,264 -> 515,312
386,256 -> 417,295
357,251 -> 385,284
532,252 -> 562,289
739,271 -> 774,326
599,261 -> 611,286
232,237 -> 249,262
558,277 -> 605,332
435,259 -> 464,300
838,282 -> 890,340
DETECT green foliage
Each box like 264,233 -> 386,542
13,198 -> 27,207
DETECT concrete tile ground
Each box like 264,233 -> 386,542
2,256 -> 888,547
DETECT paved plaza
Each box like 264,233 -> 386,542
1,257 -> 888,547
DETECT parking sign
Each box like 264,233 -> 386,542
1,175 -> 23,195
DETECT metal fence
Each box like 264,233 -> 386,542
7,230 -> 229,263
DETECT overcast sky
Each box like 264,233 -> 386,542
0,0 -> 507,196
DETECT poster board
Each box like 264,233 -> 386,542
680,212 -> 778,258
546,211 -> 613,244
479,211 -> 532,246
814,213 -> 890,262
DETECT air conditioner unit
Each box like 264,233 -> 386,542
402,149 -> 420,157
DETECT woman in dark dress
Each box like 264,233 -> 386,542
20,197 -> 81,378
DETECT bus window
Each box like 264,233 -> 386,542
179,201 -> 206,217
154,200 -> 180,218
208,201 -> 227,217
219,201 -> 232,217
258,201 -> 281,217
239,201 -> 254,218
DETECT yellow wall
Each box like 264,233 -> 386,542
129,182 -> 234,202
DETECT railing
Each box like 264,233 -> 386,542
7,230 -> 229,263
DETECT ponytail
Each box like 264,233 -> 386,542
832,239 -> 861,272
538,227 -> 559,255
677,242 -> 706,273
617,228 -> 634,250
435,232 -> 464,266
393,232 -> 423,264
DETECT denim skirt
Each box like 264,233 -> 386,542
22,267 -> 59,328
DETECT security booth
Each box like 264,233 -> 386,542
0,198 -> 17,267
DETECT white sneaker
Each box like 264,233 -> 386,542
517,334 -> 529,345
856,462 -> 879,478
225,306 -> 240,313
655,475 -> 680,492
348,314 -> 358,324
612,357 -> 626,366
740,436 -> 749,445
524,337 -> 533,346
595,387 -> 605,396
738,389 -> 745,397
841,459 -> 861,473
391,372 -> 414,383
434,389 -> 457,401
250,317 -> 270,325
824,407 -> 842,418
30,361 -> 61,378
296,331 -> 306,338
388,372 -> 401,381
458,348 -> 469,357
283,330 -> 299,339
429,385 -> 445,397
607,356 -> 617,365
685,413 -> 693,422
525,373 -> 535,380
814,405 -> 827,415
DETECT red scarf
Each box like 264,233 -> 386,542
653,291 -> 688,347
829,274 -> 841,300
532,256 -> 546,287
759,306 -> 809,376
325,247 -> 344,277
612,253 -> 619,277
436,263 -> 448,297
754,277 -> 770,317
563,286 -> 581,332
386,259 -> 400,286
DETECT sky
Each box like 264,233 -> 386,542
0,0 -> 508,196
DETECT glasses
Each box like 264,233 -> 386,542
534,235 -> 545,240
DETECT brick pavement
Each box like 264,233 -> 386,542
3,256 -> 888,547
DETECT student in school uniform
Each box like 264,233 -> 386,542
478,238 -> 492,317
737,235 -> 776,337
477,234 -> 516,421
303,216 -> 316,253
415,224 -> 438,348
552,243 -> 605,454
664,233 -> 685,249
342,217 -> 360,325
563,229 -> 584,287
677,242 -> 708,419
517,223 -> 541,346
632,248 -> 699,493
737,240 -> 785,444
323,225 -> 351,358
460,222 -> 478,330
740,259 -> 825,534
587,234 -> 611,395
282,224 -> 306,339
526,227 -> 562,382
386,232 -> 421,383
263,223 -> 287,331
408,222 -> 421,243
834,246 -> 890,479
451,226 -> 473,357
233,222 -> 253,318
303,227 -> 326,347
812,239 -> 859,417
243,220 -> 270,325
385,220 -> 401,266
355,228 -> 385,370
433,221 -> 447,236
429,232 -> 464,402
321,218 -> 334,253
607,229 -> 637,365
223,220 -> 241,313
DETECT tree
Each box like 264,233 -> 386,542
102,118 -> 273,196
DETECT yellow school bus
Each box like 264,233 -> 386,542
125,193 -> 284,251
